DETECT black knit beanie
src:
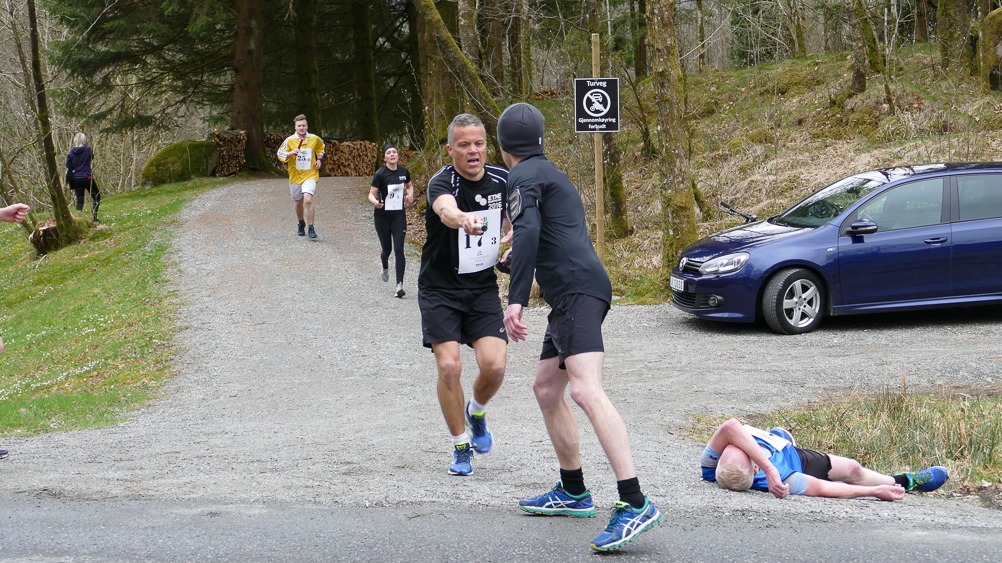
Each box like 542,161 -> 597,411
497,103 -> 545,157
382,142 -> 396,154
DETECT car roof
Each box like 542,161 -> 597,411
856,163 -> 1002,184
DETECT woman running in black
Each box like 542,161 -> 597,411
368,143 -> 414,297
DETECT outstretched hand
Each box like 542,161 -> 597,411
1,203 -> 29,223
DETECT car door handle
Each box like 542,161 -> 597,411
923,237 -> 948,245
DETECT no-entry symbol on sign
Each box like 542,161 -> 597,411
574,78 -> 620,133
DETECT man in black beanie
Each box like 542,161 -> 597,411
499,102 -> 664,552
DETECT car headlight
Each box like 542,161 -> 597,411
699,252 -> 749,274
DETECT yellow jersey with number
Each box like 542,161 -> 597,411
277,133 -> 325,185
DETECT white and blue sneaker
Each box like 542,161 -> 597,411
590,498 -> 664,552
518,483 -> 597,517
465,401 -> 493,454
448,442 -> 474,476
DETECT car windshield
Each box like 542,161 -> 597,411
773,175 -> 887,228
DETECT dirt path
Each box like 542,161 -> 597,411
2,177 -> 1000,532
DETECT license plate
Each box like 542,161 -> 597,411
670,275 -> 685,292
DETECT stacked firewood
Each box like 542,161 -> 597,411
210,130 -> 247,176
264,132 -> 287,172
324,140 -> 378,176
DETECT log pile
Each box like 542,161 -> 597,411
263,134 -> 378,177
264,132 -> 287,172
324,140 -> 377,176
209,129 -> 246,176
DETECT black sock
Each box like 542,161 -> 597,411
560,468 -> 587,497
893,473 -> 911,488
617,477 -> 646,510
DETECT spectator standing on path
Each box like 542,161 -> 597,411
65,133 -> 101,223
417,113 -> 510,477
498,102 -> 664,553
276,114 -> 325,239
368,143 -> 414,298
0,201 -> 30,459
701,418 -> 949,500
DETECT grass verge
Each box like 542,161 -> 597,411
0,177 -> 236,437
690,381 -> 1002,507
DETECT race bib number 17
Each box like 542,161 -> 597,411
457,207 -> 502,274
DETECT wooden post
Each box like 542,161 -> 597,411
591,33 -> 606,264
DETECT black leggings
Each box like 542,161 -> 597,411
70,177 -> 101,213
374,212 -> 406,284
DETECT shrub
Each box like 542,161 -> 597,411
141,141 -> 218,186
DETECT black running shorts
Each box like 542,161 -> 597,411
796,447 -> 834,481
419,286 -> 507,348
540,293 -> 609,368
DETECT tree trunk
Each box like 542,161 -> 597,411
508,0 -> 532,98
295,0 -> 323,135
694,0 -> 706,71
406,1 -> 426,149
482,0 -> 505,97
232,0 -> 269,171
458,0 -> 480,67
352,0 -> 379,142
914,0 -> 929,43
852,0 -> 884,74
413,0 -> 501,153
938,0 -> 972,71
647,0 -> 696,282
634,0 -> 649,77
27,0 -> 80,249
850,14 -> 868,95
586,0 -> 631,239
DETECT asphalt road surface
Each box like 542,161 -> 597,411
2,178 -> 1001,562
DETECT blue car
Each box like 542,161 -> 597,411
670,163 -> 1002,334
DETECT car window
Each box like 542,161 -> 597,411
855,179 -> 943,231
774,176 -> 884,228
957,174 -> 1002,221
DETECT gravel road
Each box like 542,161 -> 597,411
2,177 -> 1001,533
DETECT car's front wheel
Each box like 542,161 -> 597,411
762,268 -> 826,334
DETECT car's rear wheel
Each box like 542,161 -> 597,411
762,268 -> 826,334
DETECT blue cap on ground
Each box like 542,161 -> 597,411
497,103 -> 545,157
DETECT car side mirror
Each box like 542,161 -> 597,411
846,219 -> 878,235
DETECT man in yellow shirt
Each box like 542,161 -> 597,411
277,114 -> 325,239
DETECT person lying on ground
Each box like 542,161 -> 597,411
701,418 -> 948,501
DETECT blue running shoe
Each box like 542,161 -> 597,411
448,442 -> 474,476
897,466 -> 949,492
297,220 -> 306,237
308,225 -> 317,239
0,448 -> 8,459
590,498 -> 664,552
465,401 -> 493,454
518,483 -> 597,517
770,427 -> 796,447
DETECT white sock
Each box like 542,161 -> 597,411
468,398 -> 487,416
452,432 -> 471,446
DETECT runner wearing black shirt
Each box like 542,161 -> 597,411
498,103 -> 663,552
417,113 -> 510,477
369,143 -> 414,297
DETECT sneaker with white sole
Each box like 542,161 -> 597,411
395,283 -> 405,298
590,498 -> 664,552
448,442 -> 474,476
381,268 -> 389,282
465,401 -> 493,454
518,482 -> 597,517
